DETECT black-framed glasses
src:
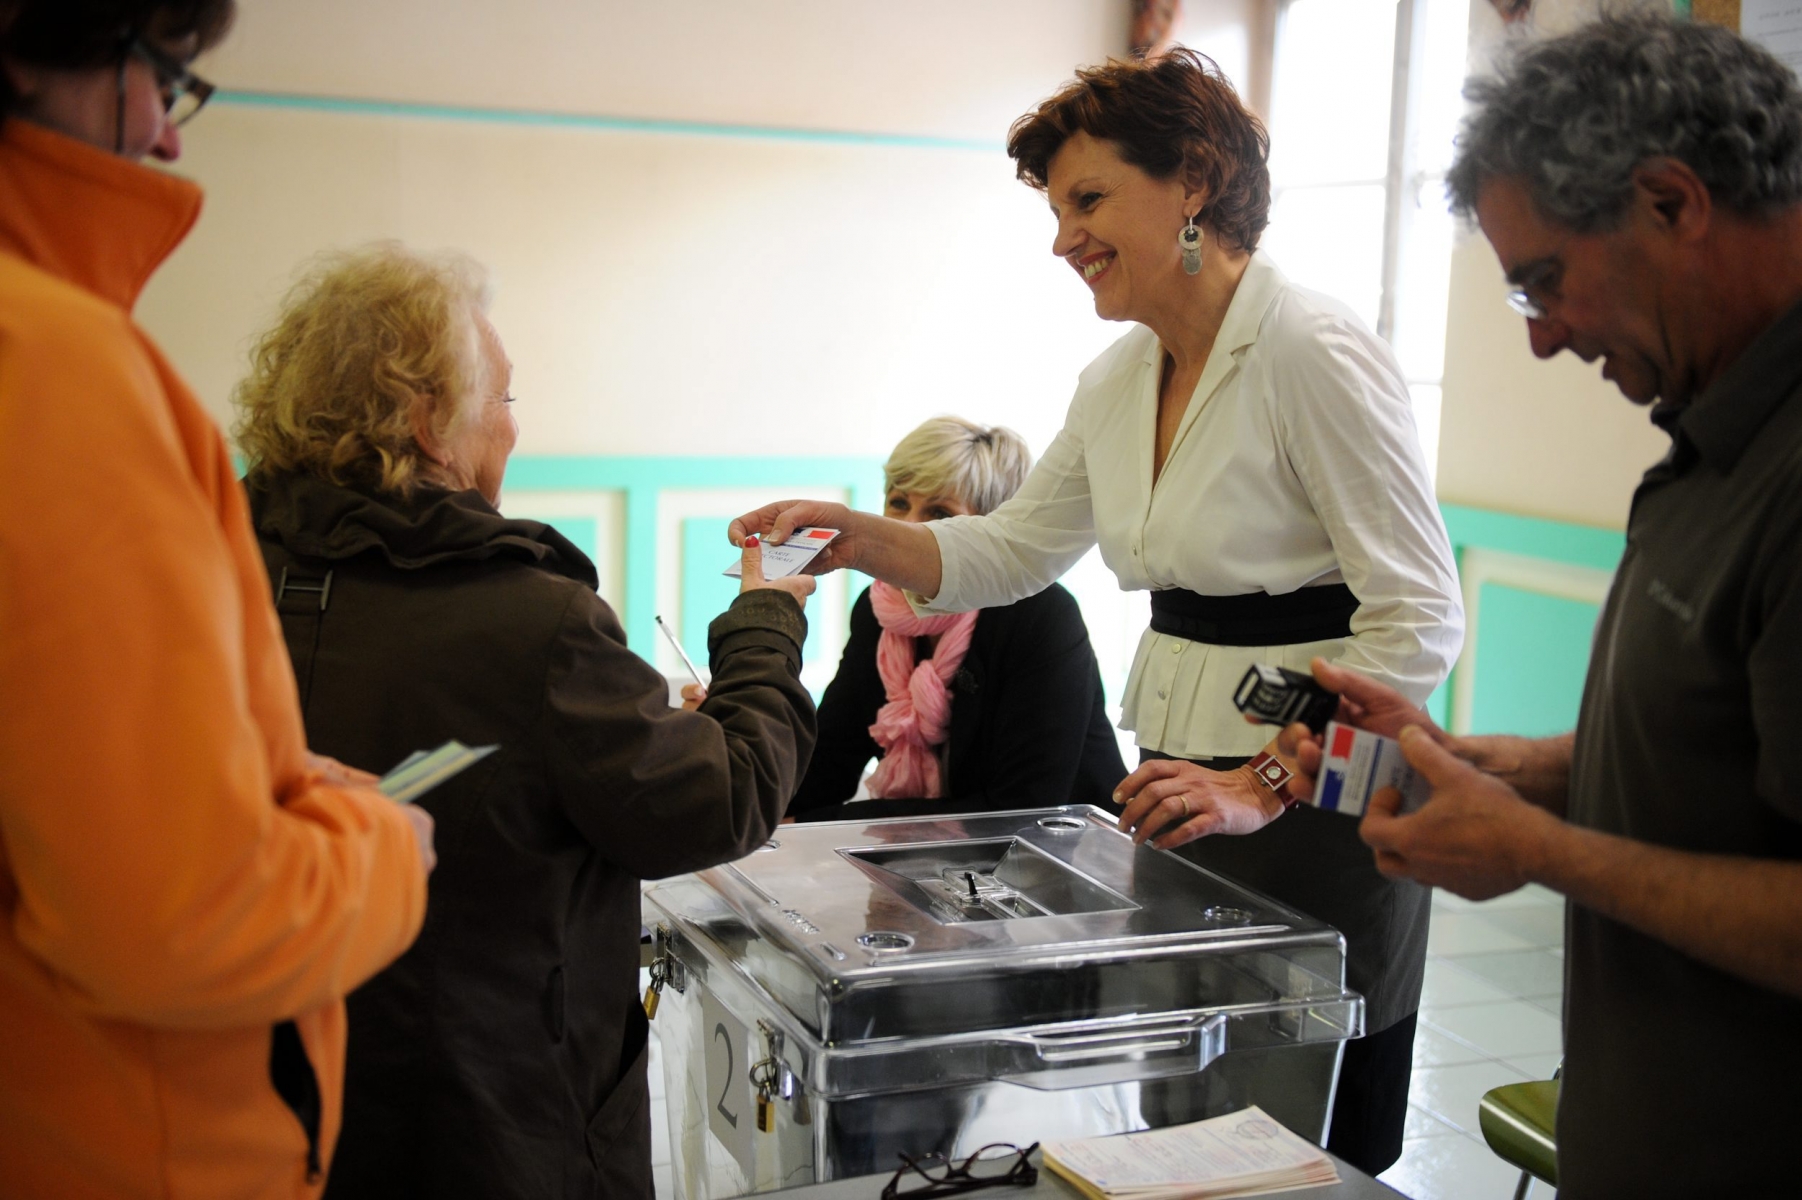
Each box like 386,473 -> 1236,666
127,36 -> 216,128
880,1142 -> 1039,1198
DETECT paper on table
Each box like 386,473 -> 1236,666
722,527 -> 839,579
1042,1106 -> 1337,1199
378,740 -> 498,805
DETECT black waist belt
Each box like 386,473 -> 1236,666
1148,584 -> 1358,647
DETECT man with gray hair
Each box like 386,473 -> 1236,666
1279,13 -> 1802,1195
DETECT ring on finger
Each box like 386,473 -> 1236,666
1179,795 -> 1192,818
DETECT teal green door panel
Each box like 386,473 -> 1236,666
1469,583 -> 1599,736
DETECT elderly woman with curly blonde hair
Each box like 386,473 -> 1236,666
235,242 -> 817,1200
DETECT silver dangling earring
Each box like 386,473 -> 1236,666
1179,214 -> 1203,276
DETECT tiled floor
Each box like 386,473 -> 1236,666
644,884 -> 1566,1200
1376,883 -> 1564,1200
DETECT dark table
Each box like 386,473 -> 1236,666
746,1147 -> 1406,1199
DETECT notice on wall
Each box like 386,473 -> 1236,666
1744,1 -> 1802,75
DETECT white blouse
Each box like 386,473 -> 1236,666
920,253 -> 1463,759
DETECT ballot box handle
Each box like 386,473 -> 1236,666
990,1012 -> 1229,1089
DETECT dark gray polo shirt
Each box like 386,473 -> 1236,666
1562,299 -> 1802,1197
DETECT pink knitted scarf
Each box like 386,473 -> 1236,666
865,581 -> 980,799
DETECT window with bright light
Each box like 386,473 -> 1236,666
1260,0 -> 1470,479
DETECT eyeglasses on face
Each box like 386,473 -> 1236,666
880,1141 -> 1040,1198
1504,256 -> 1561,322
1505,286 -> 1550,321
127,36 -> 216,128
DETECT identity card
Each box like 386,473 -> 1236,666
1311,721 -> 1432,817
722,527 -> 840,579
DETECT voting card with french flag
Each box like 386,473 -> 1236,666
723,527 -> 840,580
1312,721 -> 1433,817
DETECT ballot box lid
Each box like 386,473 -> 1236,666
641,806 -> 1362,1074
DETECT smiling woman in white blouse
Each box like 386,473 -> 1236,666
732,49 -> 1462,1174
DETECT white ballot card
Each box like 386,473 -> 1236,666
378,740 -> 497,805
1312,721 -> 1431,817
722,527 -> 839,579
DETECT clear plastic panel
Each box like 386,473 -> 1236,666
645,807 -> 1357,1044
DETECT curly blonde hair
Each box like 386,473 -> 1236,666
233,243 -> 492,497
884,416 -> 1032,517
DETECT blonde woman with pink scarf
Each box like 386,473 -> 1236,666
785,417 -> 1125,820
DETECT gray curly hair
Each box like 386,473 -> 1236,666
1446,12 -> 1802,232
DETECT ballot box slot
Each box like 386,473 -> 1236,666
840,836 -> 1137,925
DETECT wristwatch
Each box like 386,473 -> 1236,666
1246,751 -> 1303,812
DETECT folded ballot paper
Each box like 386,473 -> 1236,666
722,527 -> 839,579
377,740 -> 497,805
1042,1107 -> 1339,1200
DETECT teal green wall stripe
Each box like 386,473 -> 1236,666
505,455 -> 886,493
216,89 -> 1002,153
680,517 -> 739,665
504,455 -> 884,657
1441,502 -> 1625,570
1467,583 -> 1598,736
1425,680 -> 1451,727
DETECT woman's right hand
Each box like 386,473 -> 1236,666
729,500 -> 859,574
737,535 -> 815,609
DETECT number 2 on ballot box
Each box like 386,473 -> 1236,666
701,992 -> 758,1174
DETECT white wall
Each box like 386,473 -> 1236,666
201,0 -> 1129,143
138,0 -> 1201,703
140,0 -> 1140,462
1433,0 -> 1677,529
1173,0 -> 1275,115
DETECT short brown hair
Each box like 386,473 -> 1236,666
0,0 -> 236,117
233,243 -> 492,499
1007,48 -> 1271,253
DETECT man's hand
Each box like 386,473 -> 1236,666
679,683 -> 707,712
1113,760 -> 1282,848
728,500 -> 858,575
1272,658 -> 1455,799
1359,726 -> 1557,900
736,535 -> 815,609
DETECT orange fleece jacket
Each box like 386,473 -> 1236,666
0,121 -> 427,1197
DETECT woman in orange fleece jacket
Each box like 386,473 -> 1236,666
0,4 -> 432,1197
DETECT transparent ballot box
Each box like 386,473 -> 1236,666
641,806 -> 1363,1198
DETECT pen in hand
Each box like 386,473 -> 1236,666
654,615 -> 706,689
